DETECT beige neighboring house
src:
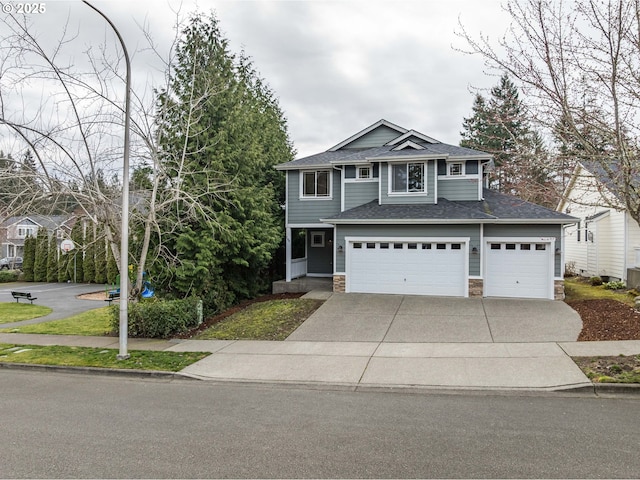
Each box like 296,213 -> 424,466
0,215 -> 75,258
557,162 -> 640,284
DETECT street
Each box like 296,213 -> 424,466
1,370 -> 639,478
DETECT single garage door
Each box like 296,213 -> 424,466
484,240 -> 553,299
346,239 -> 467,296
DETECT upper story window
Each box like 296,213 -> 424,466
357,166 -> 371,179
449,163 -> 463,176
302,170 -> 331,198
391,162 -> 425,193
17,227 -> 35,238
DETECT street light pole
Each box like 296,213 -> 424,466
82,1 -> 131,359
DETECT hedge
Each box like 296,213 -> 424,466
110,297 -> 203,339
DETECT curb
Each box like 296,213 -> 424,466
0,361 -> 200,380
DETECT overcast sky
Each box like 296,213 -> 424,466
3,0 -> 512,159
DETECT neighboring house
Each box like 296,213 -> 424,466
275,119 -> 576,300
0,215 -> 75,258
557,162 -> 640,284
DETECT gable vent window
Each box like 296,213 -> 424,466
302,170 -> 330,198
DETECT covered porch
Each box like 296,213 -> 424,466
272,276 -> 333,293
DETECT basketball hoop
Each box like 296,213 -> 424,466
60,239 -> 75,253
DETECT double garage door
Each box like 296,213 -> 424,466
346,237 -> 554,299
346,239 -> 468,296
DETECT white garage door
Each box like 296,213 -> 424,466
347,240 -> 467,296
484,240 -> 553,299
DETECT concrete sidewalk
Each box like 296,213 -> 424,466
2,332 -> 640,391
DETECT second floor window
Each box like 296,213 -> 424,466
17,227 -> 35,237
391,162 -> 425,193
302,170 -> 330,198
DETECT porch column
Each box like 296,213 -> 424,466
285,227 -> 292,282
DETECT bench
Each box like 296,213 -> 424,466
105,291 -> 120,305
11,291 -> 37,304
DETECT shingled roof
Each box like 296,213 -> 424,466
322,189 -> 577,224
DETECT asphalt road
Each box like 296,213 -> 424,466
1,370 -> 639,478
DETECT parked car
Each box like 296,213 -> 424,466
0,257 -> 23,270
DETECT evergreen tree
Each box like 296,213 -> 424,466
46,234 -> 58,282
154,12 -> 294,312
33,227 -> 48,282
58,252 -> 70,283
70,221 -> 84,283
83,226 -> 96,283
460,73 -> 558,206
22,234 -> 36,282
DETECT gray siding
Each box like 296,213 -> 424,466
344,182 -> 379,210
307,228 -> 334,274
380,160 -> 436,205
437,178 -> 480,201
483,224 -> 563,277
335,224 -> 481,275
287,170 -> 341,225
344,125 -> 402,149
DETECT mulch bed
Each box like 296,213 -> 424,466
566,299 -> 640,341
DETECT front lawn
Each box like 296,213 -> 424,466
0,343 -> 208,371
0,306 -> 112,335
194,298 -> 323,340
0,303 -> 52,324
564,276 -> 637,306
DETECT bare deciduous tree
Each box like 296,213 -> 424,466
0,6 -> 229,297
458,0 -> 640,224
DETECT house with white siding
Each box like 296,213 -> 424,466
557,162 -> 640,284
275,119 -> 576,299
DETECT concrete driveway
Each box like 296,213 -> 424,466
287,294 -> 582,343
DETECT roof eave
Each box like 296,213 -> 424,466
321,217 -> 577,225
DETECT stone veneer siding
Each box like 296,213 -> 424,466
554,280 -> 565,300
468,279 -> 483,297
333,275 -> 346,293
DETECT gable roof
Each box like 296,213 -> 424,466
1,215 -> 73,230
276,119 -> 492,171
322,189 -> 577,224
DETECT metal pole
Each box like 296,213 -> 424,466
83,1 -> 131,359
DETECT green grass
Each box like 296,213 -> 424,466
0,303 -> 53,324
0,306 -> 112,335
0,343 -> 209,371
564,276 -> 637,306
195,298 -> 323,340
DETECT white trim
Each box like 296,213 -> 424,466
340,166 -> 345,212
285,227 -> 292,282
344,178 -> 379,184
391,140 -> 425,151
306,273 -> 333,278
299,170 -> 333,200
373,153 -> 447,162
385,129 -> 440,145
328,119 -> 408,151
288,223 -> 334,229
387,162 -> 427,195
321,218 -> 573,225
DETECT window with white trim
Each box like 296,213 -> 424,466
17,227 -> 35,238
391,162 -> 425,193
357,166 -> 371,179
302,170 -> 331,198
448,163 -> 463,176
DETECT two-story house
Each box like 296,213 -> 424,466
275,119 -> 576,300
0,215 -> 74,258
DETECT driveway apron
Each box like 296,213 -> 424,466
286,294 -> 582,343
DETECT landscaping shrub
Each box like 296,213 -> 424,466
590,276 -> 603,286
603,280 -> 626,290
110,297 -> 203,339
0,270 -> 19,283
